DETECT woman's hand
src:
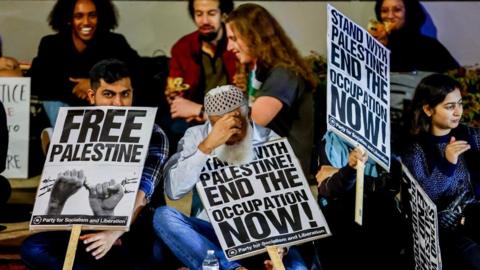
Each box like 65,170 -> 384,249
367,20 -> 389,46
445,136 -> 470,164
70,78 -> 90,100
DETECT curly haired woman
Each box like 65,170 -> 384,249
225,3 -> 316,180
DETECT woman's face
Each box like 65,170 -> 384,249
72,0 -> 98,43
380,0 -> 406,31
226,23 -> 255,65
424,89 -> 463,136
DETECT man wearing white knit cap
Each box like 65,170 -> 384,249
152,85 -> 308,270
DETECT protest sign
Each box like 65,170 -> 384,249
197,138 -> 330,261
30,106 -> 156,231
327,4 -> 390,171
402,164 -> 442,270
0,77 -> 30,178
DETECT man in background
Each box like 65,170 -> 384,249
164,0 -> 244,149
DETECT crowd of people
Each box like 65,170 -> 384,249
0,0 -> 478,269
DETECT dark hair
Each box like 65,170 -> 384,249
89,59 -> 130,91
48,0 -> 118,34
188,0 -> 234,20
375,0 -> 426,33
410,74 -> 461,135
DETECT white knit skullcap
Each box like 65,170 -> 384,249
204,85 -> 246,116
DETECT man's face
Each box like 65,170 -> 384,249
209,107 -> 248,145
193,0 -> 223,41
226,23 -> 254,65
72,0 -> 98,44
87,78 -> 133,106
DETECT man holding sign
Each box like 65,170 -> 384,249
21,59 -> 170,269
153,85 -> 308,269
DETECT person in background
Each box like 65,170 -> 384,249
314,131 -> 405,270
164,0 -> 244,151
21,59 -> 170,270
225,3 -> 316,180
368,0 -> 459,72
403,74 -> 480,270
28,0 -> 141,126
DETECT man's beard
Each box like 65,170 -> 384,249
199,29 -> 219,42
214,124 -> 255,166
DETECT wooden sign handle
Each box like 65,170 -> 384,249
266,246 -> 286,270
355,161 -> 365,225
62,224 -> 82,270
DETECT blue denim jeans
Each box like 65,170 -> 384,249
20,231 -> 123,270
21,208 -> 170,270
153,206 -> 308,270
43,100 -> 69,127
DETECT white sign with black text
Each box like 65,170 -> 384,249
197,138 -> 331,261
403,165 -> 442,270
0,77 -> 30,178
30,106 -> 156,231
327,4 -> 391,170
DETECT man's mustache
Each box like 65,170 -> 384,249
200,25 -> 214,30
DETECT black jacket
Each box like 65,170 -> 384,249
28,32 -> 141,105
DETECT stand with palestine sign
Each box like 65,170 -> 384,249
326,4 -> 391,224
402,165 -> 442,270
197,138 -> 331,261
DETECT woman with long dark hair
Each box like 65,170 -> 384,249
403,73 -> 480,270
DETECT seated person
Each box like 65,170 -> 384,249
225,3 -> 316,180
315,131 -> 405,270
21,59 -> 170,270
28,0 -> 141,126
402,74 -> 480,270
368,0 -> 459,72
164,0 -> 242,150
153,85 -> 307,270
